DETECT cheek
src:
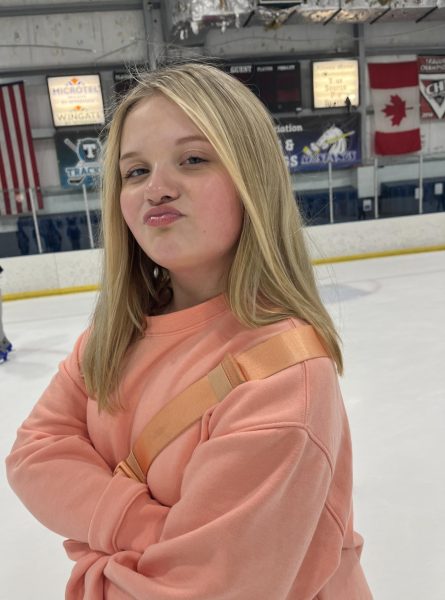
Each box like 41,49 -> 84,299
120,191 -> 137,230
213,182 -> 244,240
218,201 -> 243,243
202,202 -> 243,255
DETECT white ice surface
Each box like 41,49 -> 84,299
1,251 -> 444,599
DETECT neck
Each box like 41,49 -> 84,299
163,267 -> 229,314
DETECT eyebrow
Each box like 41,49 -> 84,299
119,135 -> 210,162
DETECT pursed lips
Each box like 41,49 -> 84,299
143,207 -> 184,226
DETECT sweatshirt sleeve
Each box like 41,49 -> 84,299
5,332 -> 169,553
67,358 -> 349,600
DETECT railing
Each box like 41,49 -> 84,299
1,155 -> 445,257
0,186 -> 98,258
294,153 -> 445,226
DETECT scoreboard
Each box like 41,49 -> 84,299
225,61 -> 302,113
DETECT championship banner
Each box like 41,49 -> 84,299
0,81 -> 43,215
275,113 -> 361,173
54,130 -> 102,189
419,56 -> 445,120
368,60 -> 421,156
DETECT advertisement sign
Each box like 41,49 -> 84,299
275,113 -> 361,172
312,59 -> 359,109
47,74 -> 105,127
54,130 -> 102,189
419,56 -> 445,120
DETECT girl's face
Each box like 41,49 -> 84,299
119,94 -> 244,285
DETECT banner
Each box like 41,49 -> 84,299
419,56 -> 445,120
275,113 -> 361,173
54,130 -> 102,190
368,61 -> 421,155
0,81 -> 43,215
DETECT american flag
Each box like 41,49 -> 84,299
0,81 -> 43,215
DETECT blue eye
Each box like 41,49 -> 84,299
123,167 -> 148,179
184,156 -> 206,165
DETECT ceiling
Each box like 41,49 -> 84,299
161,0 -> 445,43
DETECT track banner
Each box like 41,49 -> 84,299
54,130 -> 102,189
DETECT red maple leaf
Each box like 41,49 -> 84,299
382,95 -> 407,126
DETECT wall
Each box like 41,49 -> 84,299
1,3 -> 445,266
2,212 -> 444,297
2,247 -> 100,296
2,9 -> 445,204
0,2 -> 149,217
204,24 -> 445,197
0,7 -> 146,72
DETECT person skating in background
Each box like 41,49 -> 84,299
0,265 -> 12,363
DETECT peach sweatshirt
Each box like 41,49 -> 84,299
6,294 -> 372,599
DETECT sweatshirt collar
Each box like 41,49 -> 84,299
144,293 -> 229,335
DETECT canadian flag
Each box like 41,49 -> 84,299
368,61 -> 421,156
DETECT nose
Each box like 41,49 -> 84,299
143,165 -> 179,205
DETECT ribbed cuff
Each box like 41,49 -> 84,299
88,474 -> 148,554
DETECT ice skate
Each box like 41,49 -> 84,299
1,336 -> 12,352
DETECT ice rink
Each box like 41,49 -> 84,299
1,250 -> 444,600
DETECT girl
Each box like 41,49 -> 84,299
6,63 -> 372,599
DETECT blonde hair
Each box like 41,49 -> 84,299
83,62 -> 343,412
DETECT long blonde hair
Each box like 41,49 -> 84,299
83,62 -> 343,413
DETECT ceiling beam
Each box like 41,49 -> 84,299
0,1 -> 154,18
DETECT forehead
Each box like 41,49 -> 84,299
121,94 -> 203,141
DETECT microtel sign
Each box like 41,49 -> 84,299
47,74 -> 105,127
